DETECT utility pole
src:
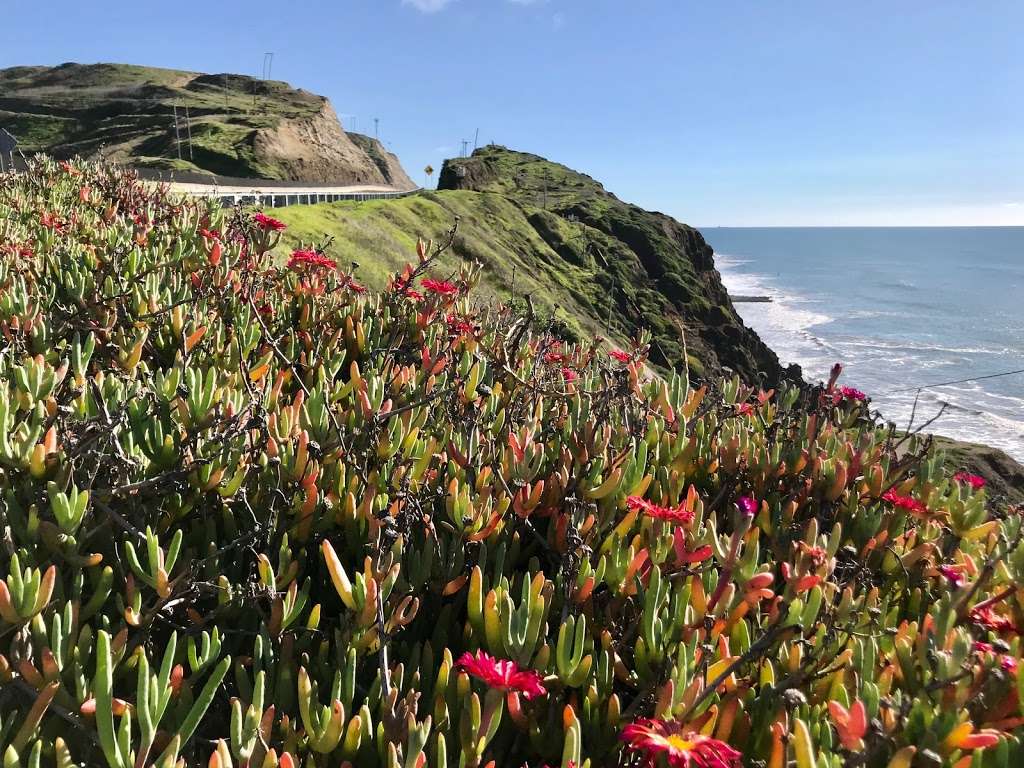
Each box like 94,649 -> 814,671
472,127 -> 479,153
263,52 -> 274,80
374,117 -> 379,140
460,139 -> 469,157
184,103 -> 194,161
172,104 -> 182,160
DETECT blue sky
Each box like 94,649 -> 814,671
2,1 -> 1021,225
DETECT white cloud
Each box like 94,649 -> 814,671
552,11 -> 566,29
402,0 -> 456,12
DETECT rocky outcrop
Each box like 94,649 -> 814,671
347,132 -> 417,190
0,62 -> 416,188
251,101 -> 415,188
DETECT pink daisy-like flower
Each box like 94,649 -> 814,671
881,489 -> 927,516
287,249 -> 337,271
609,349 -> 631,363
971,605 -> 1018,635
561,367 -> 578,383
454,650 -> 546,700
736,496 -> 758,518
627,496 -> 695,525
954,472 -> 986,490
446,314 -> 474,336
937,564 -> 965,587
621,718 -> 742,768
839,386 -> 867,402
421,278 -> 459,297
253,212 -> 287,231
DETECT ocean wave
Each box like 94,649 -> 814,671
713,245 -> 1024,460
835,338 -> 1017,356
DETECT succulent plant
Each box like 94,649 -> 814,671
0,157 -> 1018,767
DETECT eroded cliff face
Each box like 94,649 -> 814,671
252,101 -> 416,189
440,146 -> 799,385
0,63 -> 417,188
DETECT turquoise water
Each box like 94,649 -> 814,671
704,227 -> 1024,461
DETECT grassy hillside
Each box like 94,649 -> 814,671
271,146 -> 796,385
0,62 -> 414,186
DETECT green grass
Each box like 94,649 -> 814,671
0,63 -> 326,179
270,190 -> 631,345
266,146 -> 789,383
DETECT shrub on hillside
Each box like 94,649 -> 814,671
0,159 -> 1020,767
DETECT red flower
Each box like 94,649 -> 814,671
736,403 -> 754,416
404,289 -> 424,301
199,228 -> 221,241
881,489 -> 927,515
446,314 -> 474,335
609,349 -> 631,363
455,650 -> 546,700
621,718 -> 742,768
544,351 -> 566,364
971,605 -> 1018,635
287,249 -> 337,271
422,278 -> 459,297
347,279 -> 367,294
561,367 -> 577,383
627,496 -> 694,525
839,386 -> 867,402
954,472 -> 986,490
254,212 -> 287,231
40,211 -> 62,230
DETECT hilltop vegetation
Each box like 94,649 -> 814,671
0,62 -> 414,187
1,157 -> 1022,768
271,146 -> 795,385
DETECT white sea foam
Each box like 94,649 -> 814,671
714,250 -> 1024,461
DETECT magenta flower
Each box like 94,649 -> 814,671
253,212 -> 287,231
839,386 -> 867,402
954,472 -> 986,490
881,489 -> 927,515
455,650 -> 546,700
287,249 -> 337,271
422,278 -> 459,297
737,496 -> 758,518
621,718 -> 742,768
937,565 -> 965,587
627,496 -> 695,525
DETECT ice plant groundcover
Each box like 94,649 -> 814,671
0,158 -> 1018,768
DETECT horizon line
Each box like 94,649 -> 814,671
695,223 -> 1024,230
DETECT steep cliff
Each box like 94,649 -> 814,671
271,145 -> 797,386
437,146 -> 798,384
0,62 -> 416,188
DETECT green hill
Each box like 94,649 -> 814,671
0,62 -> 415,187
271,145 -> 797,385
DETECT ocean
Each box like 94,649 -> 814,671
703,227 -> 1024,462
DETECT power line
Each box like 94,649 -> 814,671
172,104 -> 182,160
880,367 -> 1024,395
183,103 -> 194,161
